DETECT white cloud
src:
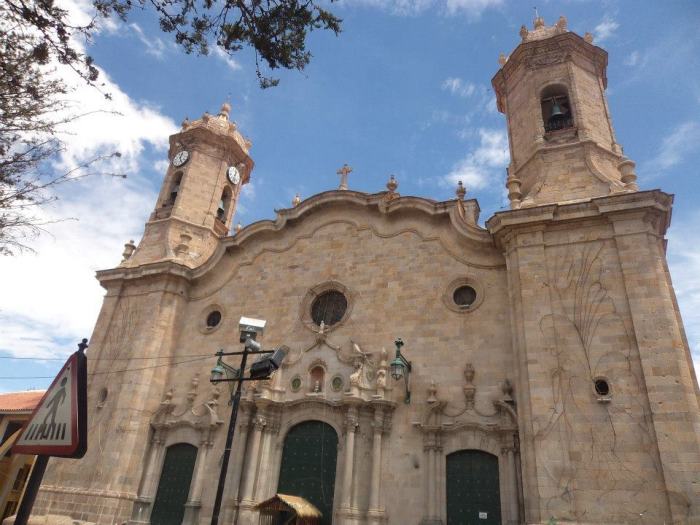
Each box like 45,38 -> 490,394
667,216 -> 700,376
442,77 -> 477,98
236,178 -> 259,219
0,0 -> 177,360
213,46 -> 242,72
624,50 -> 640,67
442,128 -> 508,190
644,121 -> 700,175
130,23 -> 167,59
336,0 -> 500,16
444,0 -> 502,16
594,16 -> 619,42
153,159 -> 170,173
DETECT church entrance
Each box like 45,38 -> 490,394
277,421 -> 338,525
150,443 -> 197,525
446,450 -> 501,525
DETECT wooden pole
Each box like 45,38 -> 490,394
13,455 -> 48,525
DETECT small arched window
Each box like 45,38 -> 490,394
541,84 -> 574,133
217,187 -> 232,221
168,172 -> 183,206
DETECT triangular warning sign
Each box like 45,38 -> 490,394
12,351 -> 87,458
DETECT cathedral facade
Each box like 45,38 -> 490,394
26,16 -> 700,525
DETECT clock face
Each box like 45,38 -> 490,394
172,150 -> 189,167
227,166 -> 241,185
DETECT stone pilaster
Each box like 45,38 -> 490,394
609,209 -> 700,522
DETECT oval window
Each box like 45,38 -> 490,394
206,310 -> 222,328
594,378 -> 610,397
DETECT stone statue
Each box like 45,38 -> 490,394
376,369 -> 387,390
427,379 -> 438,404
349,361 -> 363,387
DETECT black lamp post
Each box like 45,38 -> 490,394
209,320 -> 286,525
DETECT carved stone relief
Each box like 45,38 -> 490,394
537,242 -> 666,522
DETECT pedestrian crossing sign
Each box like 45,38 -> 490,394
12,351 -> 87,458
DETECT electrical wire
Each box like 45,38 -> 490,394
0,352 -> 215,361
0,356 -> 212,380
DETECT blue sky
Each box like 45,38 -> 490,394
1,0 -> 699,391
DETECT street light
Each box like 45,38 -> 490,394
210,351 -> 241,382
390,338 -> 412,404
209,317 -> 287,525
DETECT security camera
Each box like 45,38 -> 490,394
239,316 -> 266,343
249,346 -> 288,380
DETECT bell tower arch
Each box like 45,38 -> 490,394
127,102 -> 253,268
492,15 -> 639,208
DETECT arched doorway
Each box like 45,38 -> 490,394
277,420 -> 338,525
150,443 -> 198,525
446,450 -> 501,525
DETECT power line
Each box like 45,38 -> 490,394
0,352 -> 216,361
0,356 -> 212,380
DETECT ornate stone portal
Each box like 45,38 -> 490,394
415,365 -> 520,525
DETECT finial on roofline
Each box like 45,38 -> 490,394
456,180 -> 467,200
219,101 -> 231,120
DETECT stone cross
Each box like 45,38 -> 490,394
337,163 -> 352,190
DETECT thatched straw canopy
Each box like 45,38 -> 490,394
256,493 -> 322,522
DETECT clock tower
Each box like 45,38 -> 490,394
125,102 -> 253,268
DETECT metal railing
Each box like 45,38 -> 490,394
545,115 -> 574,133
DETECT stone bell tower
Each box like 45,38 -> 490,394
492,15 -> 638,208
125,102 -> 253,268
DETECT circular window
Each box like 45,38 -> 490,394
206,310 -> 222,328
311,291 -> 348,327
290,376 -> 302,392
443,277 -> 484,313
453,286 -> 477,308
594,378 -> 610,397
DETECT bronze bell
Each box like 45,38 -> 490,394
550,100 -> 564,119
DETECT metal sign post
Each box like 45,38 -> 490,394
11,339 -> 88,525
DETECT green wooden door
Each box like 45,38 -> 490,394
277,421 -> 338,525
446,450 -> 501,525
150,443 -> 198,525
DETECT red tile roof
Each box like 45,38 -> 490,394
0,390 -> 46,413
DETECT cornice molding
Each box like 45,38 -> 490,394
486,189 -> 673,249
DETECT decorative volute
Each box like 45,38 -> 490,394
492,15 -> 637,209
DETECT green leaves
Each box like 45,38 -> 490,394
99,0 -> 342,87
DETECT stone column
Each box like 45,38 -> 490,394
340,406 -> 359,520
254,414 -> 280,502
501,445 -> 519,525
367,407 -> 384,525
182,435 -> 211,525
129,431 -> 166,524
221,405 -> 252,523
420,432 -> 441,525
237,414 -> 266,525
436,433 -> 444,523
